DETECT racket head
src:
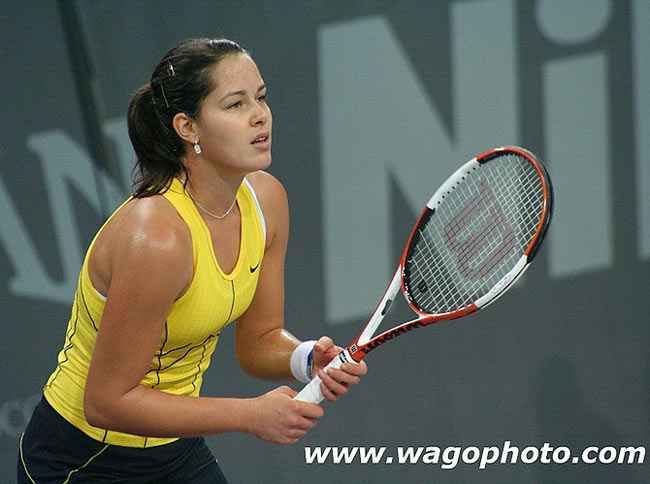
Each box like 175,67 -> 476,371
401,146 -> 553,316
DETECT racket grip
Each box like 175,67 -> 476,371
293,351 -> 347,404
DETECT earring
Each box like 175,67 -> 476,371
194,140 -> 202,154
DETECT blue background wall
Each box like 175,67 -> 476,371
1,1 -> 649,482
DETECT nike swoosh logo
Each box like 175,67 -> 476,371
250,261 -> 260,273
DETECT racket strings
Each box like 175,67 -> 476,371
406,154 -> 544,314
442,180 -> 515,279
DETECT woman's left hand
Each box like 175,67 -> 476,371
311,336 -> 368,402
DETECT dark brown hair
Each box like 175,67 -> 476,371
127,38 -> 249,197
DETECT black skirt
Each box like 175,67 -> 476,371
17,395 -> 228,483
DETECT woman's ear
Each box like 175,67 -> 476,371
172,112 -> 198,144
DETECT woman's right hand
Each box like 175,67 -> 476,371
248,386 -> 324,444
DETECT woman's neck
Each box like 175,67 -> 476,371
181,163 -> 246,219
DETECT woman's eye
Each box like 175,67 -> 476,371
257,94 -> 267,102
228,101 -> 242,109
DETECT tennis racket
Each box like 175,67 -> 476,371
295,146 -> 553,403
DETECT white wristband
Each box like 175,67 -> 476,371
290,340 -> 316,384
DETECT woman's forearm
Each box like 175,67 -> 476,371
85,385 -> 254,438
236,327 -> 300,381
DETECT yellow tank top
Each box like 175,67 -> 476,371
43,177 -> 266,448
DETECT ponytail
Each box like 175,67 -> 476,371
127,84 -> 186,197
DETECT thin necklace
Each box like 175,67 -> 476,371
185,184 -> 237,220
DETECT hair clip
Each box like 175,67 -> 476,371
160,84 -> 170,108
167,61 -> 176,77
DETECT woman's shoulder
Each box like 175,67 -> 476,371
112,194 -> 190,246
245,171 -> 288,211
90,194 -> 193,290
245,171 -> 289,248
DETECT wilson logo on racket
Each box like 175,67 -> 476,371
443,179 -> 519,281
295,146 -> 553,405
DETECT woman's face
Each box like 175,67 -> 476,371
195,53 -> 272,174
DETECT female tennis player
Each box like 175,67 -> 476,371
18,38 -> 367,483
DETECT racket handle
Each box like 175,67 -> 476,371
294,350 -> 349,404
